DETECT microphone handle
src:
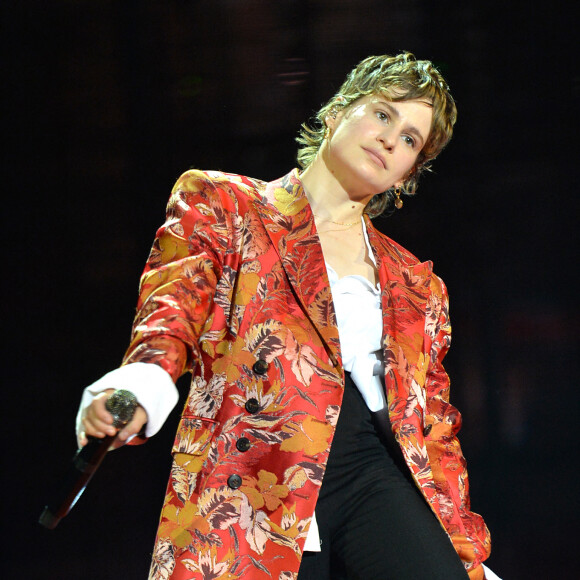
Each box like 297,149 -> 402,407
39,388 -> 137,529
39,434 -> 116,529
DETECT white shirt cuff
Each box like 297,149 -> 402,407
76,362 -> 179,443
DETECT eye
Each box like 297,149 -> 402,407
376,110 -> 389,123
402,135 -> 416,148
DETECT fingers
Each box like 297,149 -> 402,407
80,389 -> 149,449
78,389 -> 148,447
116,405 -> 148,444
77,430 -> 88,448
82,389 -> 117,441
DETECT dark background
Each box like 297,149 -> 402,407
4,1 -> 578,578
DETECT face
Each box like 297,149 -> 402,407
323,94 -> 433,200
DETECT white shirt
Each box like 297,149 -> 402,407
303,218 -> 386,550
325,219 -> 386,412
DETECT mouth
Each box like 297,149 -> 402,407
363,147 -> 386,169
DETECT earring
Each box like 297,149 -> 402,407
394,187 -> 403,209
324,126 -> 331,139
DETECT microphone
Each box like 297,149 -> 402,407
39,389 -> 138,529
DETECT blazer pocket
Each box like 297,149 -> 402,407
172,414 -> 218,457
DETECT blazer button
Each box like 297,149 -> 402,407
236,437 -> 251,452
245,398 -> 260,414
424,424 -> 433,436
227,474 -> 242,489
252,359 -> 269,374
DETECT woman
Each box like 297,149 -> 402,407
78,53 -> 494,579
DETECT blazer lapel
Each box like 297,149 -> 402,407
365,218 -> 433,433
253,170 -> 342,368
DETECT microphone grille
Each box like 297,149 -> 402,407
105,389 -> 138,428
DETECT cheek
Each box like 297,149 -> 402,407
401,151 -> 419,173
334,114 -> 371,138
328,130 -> 355,159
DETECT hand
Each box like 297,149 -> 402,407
78,388 -> 149,449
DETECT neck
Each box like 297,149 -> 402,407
300,157 -> 371,224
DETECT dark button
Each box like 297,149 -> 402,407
245,398 -> 260,414
236,437 -> 251,452
424,424 -> 433,436
227,474 -> 242,489
252,359 -> 269,374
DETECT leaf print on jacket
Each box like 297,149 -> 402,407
280,416 -> 333,456
240,470 -> 289,512
180,545 -> 236,580
238,496 -> 271,555
123,169 -> 491,579
243,320 -> 286,362
150,538 -> 176,580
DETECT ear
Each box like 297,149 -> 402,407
325,113 -> 337,132
325,95 -> 348,129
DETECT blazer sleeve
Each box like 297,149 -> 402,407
122,170 -> 236,381
423,274 -> 492,579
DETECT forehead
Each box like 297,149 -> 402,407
368,91 -> 433,109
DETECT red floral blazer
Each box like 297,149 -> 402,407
123,169 -> 491,580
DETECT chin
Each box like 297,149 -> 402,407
356,167 -> 393,196
361,177 -> 391,198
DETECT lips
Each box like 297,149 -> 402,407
363,147 -> 386,169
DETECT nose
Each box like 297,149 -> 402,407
378,127 -> 397,151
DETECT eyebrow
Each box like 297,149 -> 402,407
377,99 -> 428,147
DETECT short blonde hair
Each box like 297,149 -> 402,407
296,52 -> 457,217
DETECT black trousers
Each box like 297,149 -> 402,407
297,372 -> 469,580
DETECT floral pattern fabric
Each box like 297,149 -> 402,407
123,169 -> 491,580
